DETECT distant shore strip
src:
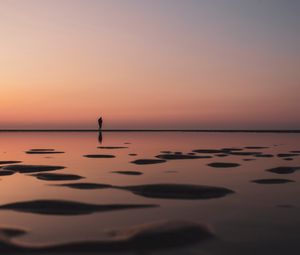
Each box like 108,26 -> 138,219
0,129 -> 299,133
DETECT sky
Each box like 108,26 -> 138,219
1,0 -> 299,129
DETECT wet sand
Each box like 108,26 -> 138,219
0,132 -> 300,254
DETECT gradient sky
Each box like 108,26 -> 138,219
1,0 -> 299,129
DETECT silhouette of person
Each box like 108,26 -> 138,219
98,117 -> 103,130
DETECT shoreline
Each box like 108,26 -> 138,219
0,130 -> 300,133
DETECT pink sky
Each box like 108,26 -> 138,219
1,0 -> 299,129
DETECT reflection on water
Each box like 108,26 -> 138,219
98,131 -> 103,144
0,132 -> 300,254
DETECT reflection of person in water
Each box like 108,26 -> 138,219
98,131 -> 103,144
98,117 -> 103,130
98,117 -> 103,144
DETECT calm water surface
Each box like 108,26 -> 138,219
0,132 -> 300,254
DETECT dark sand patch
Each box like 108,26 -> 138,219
55,182 -> 234,200
26,151 -> 65,154
221,148 -> 243,152
0,170 -> 15,176
255,154 -> 274,158
215,154 -> 229,157
243,158 -> 256,161
0,220 -> 213,252
187,152 -> 196,155
55,183 -> 113,190
251,179 -> 294,184
122,183 -> 234,200
26,148 -> 64,154
266,166 -> 300,174
131,159 -> 167,165
227,151 -> 262,156
244,146 -> 269,149
112,171 -> 143,176
29,149 -> 55,151
277,153 -> 299,158
83,154 -> 115,158
283,158 -> 294,161
124,142 -> 131,144
193,149 -> 224,154
128,153 -> 137,156
97,146 -> 128,149
0,227 -> 27,238
99,220 -> 214,250
290,150 -> 300,153
0,200 -> 158,215
3,165 -> 65,173
32,173 -> 84,181
207,162 -> 240,168
0,227 -> 28,249
160,151 -> 172,154
0,161 -> 22,165
156,154 -> 211,160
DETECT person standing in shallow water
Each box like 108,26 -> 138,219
98,117 -> 103,130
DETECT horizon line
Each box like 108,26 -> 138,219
0,129 -> 300,133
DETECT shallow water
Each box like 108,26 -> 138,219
0,132 -> 300,254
